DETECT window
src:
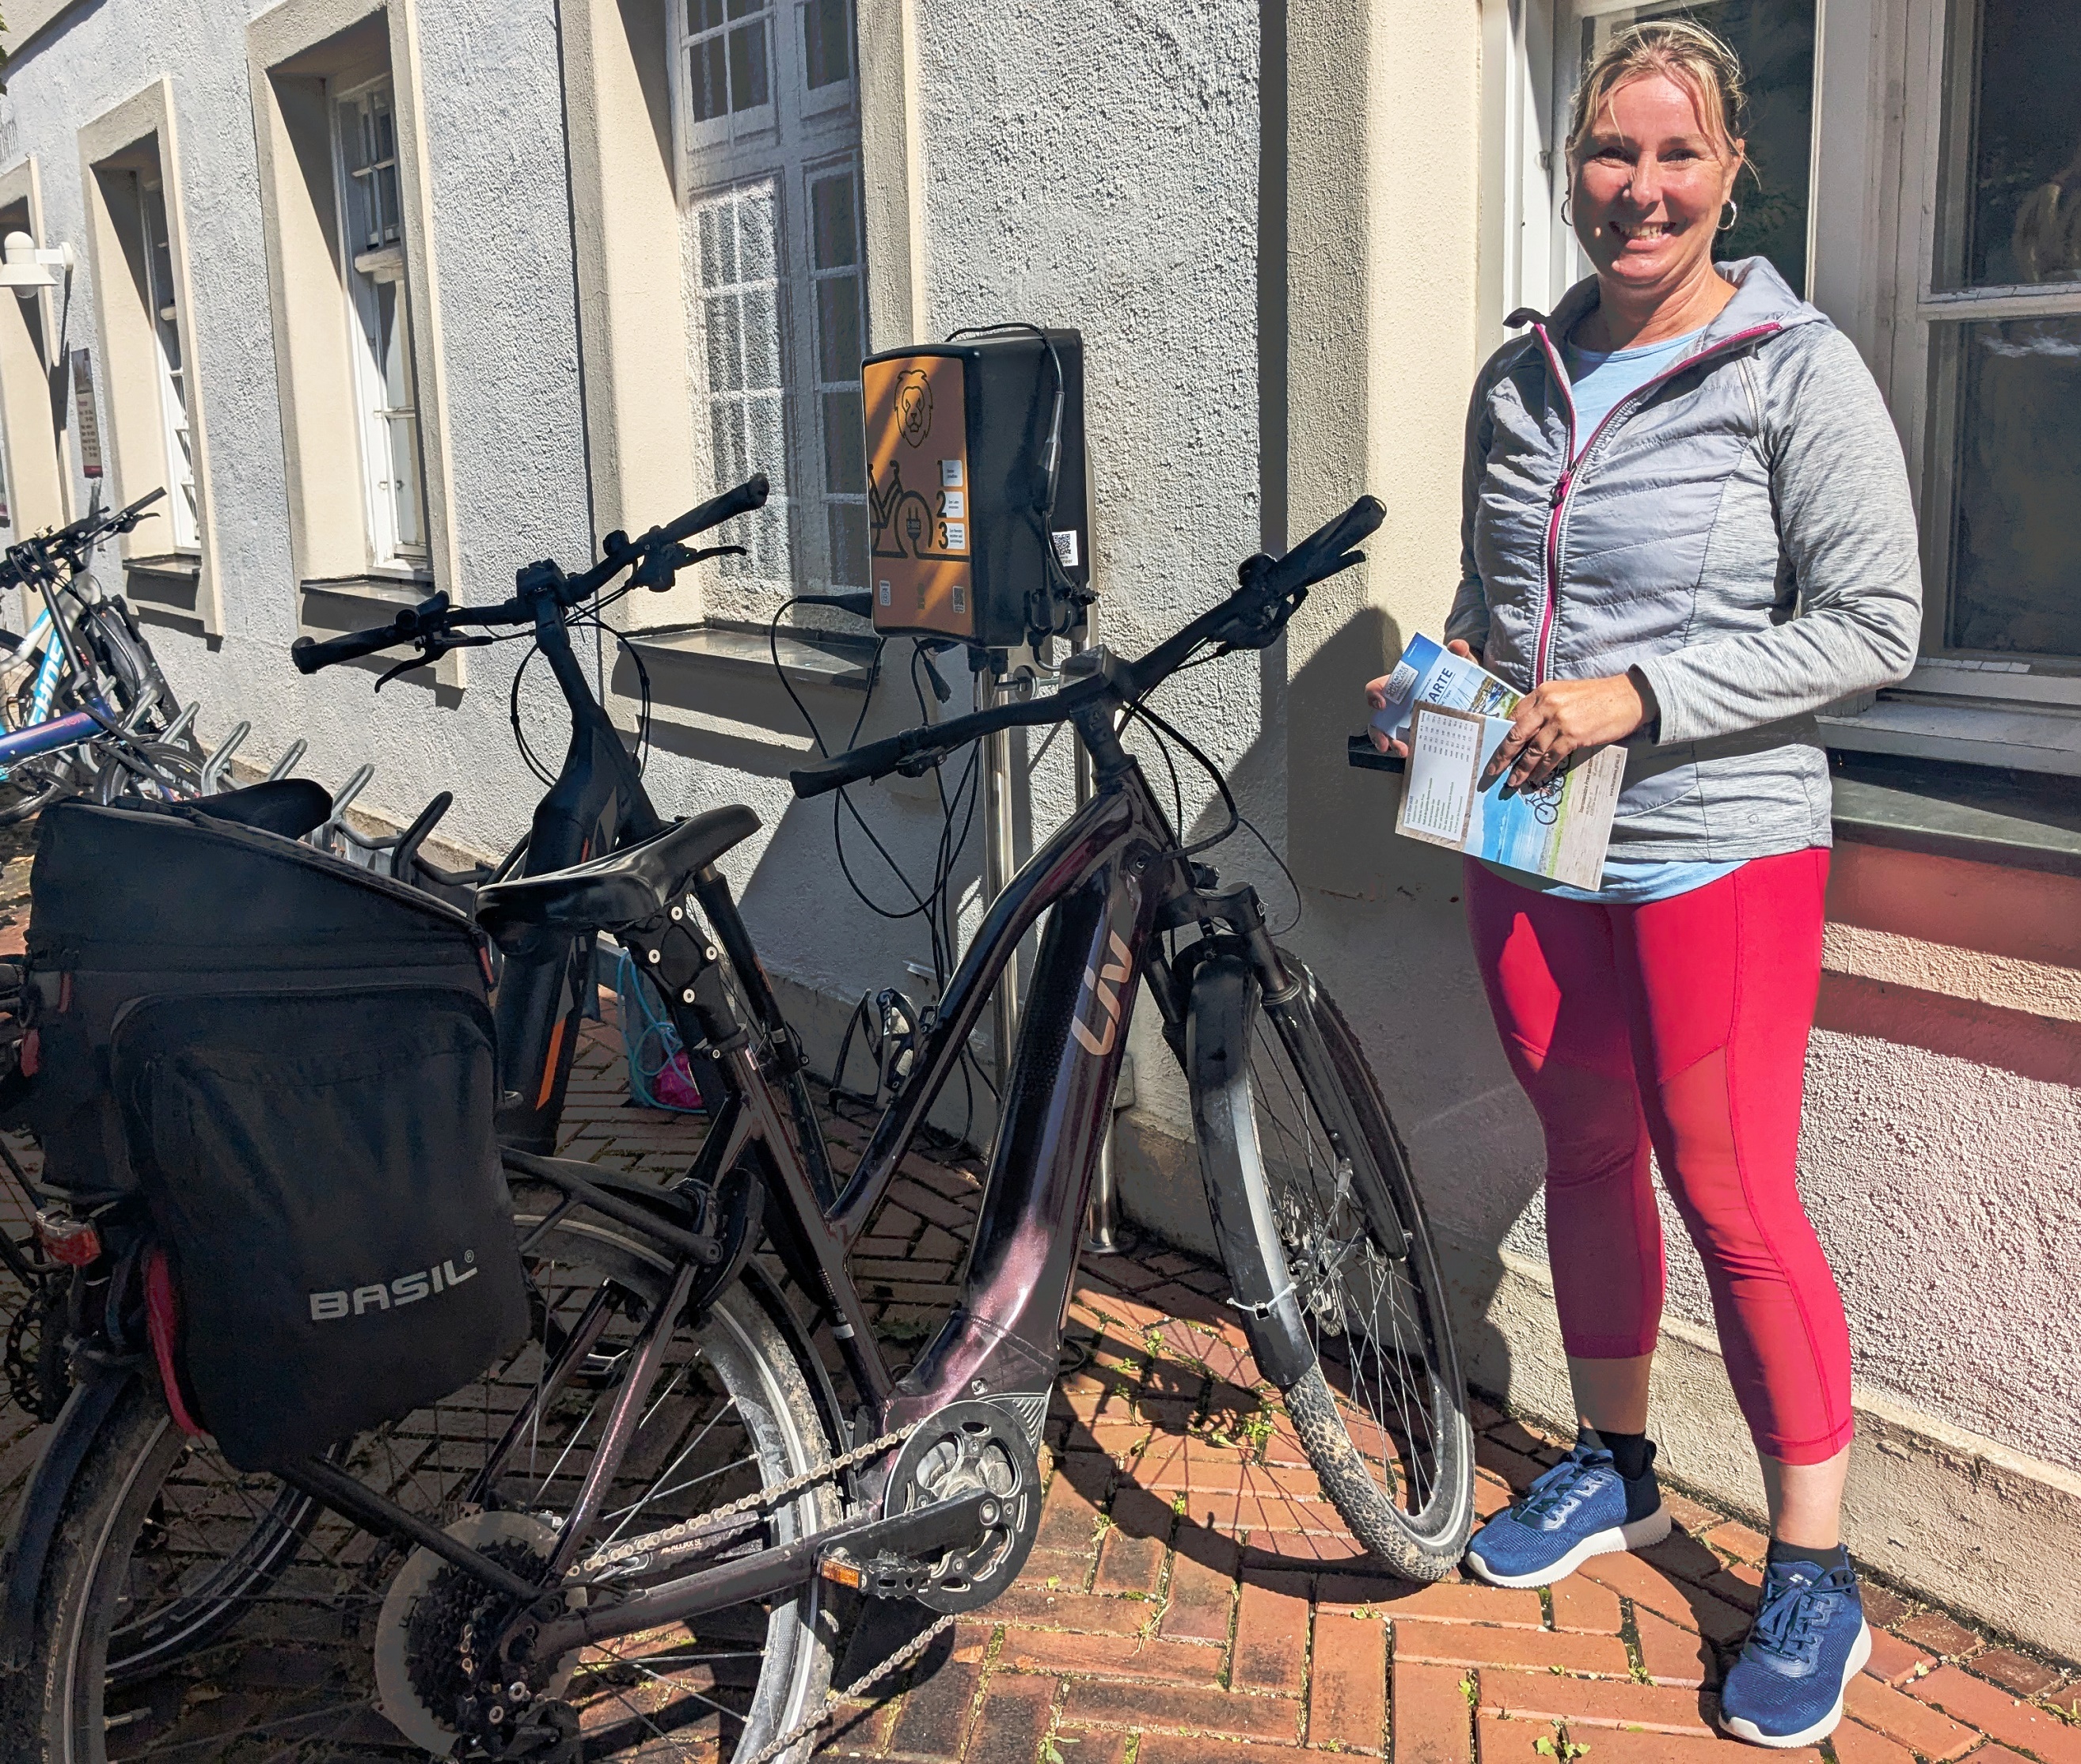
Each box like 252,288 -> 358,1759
333,77 -> 427,568
138,175 -> 198,552
78,83 -> 225,632
249,0 -> 457,641
1918,0 -> 2081,662
670,0 -> 866,603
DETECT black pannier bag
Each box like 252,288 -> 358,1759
112,988 -> 528,1469
16,799 -> 528,1469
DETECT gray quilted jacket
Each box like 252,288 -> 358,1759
1445,256 -> 1923,859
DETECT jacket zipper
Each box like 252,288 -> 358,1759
1529,321 -> 1783,687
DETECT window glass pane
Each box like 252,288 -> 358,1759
804,0 -> 851,89
389,412 -> 423,552
1944,316 -> 2081,658
1578,0 -> 1815,295
810,172 -> 856,268
728,21 -> 770,113
816,273 -> 861,380
822,387 -> 863,494
1942,0 -> 2081,287
685,180 -> 792,586
691,37 -> 729,123
727,0 -> 764,17
689,0 -> 725,31
827,502 -> 866,587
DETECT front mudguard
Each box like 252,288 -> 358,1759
0,1360 -> 139,1669
1185,953 -> 1316,1390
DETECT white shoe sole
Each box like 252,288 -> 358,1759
1718,1620 -> 1873,1749
1464,1505 -> 1673,1589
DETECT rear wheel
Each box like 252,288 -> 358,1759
93,743 -> 202,807
1194,954 -> 1475,1580
3,1188 -> 841,1762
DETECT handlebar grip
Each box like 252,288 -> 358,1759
789,727 -> 928,799
1261,495 -> 1385,593
290,592 -> 452,676
663,474 -> 770,546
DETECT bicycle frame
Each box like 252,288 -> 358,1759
477,708 -> 1304,1663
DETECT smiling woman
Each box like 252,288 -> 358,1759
1361,19 -> 1927,1752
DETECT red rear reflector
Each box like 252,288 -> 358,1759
36,1210 -> 101,1267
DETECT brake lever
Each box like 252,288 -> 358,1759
372,632 -> 491,692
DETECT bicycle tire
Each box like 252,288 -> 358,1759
1191,953 -> 1475,1580
2,1191 -> 842,1763
93,742 -> 203,807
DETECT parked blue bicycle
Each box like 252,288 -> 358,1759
0,488 -> 193,822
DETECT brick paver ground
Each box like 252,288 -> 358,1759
0,962 -> 2074,1763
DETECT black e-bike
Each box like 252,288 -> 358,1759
1,492 -> 1472,1763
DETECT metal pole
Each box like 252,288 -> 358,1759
1073,612 -> 1136,1256
982,666 -> 1020,1101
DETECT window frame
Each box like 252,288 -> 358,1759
666,0 -> 868,604
329,71 -> 429,573
248,0 -> 461,675
136,172 -> 200,553
76,81 -> 222,632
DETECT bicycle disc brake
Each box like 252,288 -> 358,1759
866,1398 -> 1041,1613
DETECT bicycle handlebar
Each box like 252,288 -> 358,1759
287,476 -> 769,676
290,593 -> 454,676
788,494 -> 1384,799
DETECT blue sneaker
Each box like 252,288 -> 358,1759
1464,1440 -> 1671,1588
1718,1561 -> 1871,1748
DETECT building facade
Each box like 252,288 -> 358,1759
0,0 -> 2075,1653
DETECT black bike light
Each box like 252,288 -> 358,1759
861,328 -> 1091,650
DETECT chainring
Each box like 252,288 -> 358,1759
373,1512 -> 575,1758
880,1399 -> 1041,1614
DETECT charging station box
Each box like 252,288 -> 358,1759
861,328 -> 1090,649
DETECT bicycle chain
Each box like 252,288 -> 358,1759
574,1419 -> 920,1578
735,1610 -> 956,1764
565,1416 -> 971,1761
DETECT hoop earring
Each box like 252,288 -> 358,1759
1561,194 -> 1574,227
1718,199 -> 1740,232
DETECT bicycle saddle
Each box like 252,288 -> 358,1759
473,806 -> 759,947
189,778 -> 332,841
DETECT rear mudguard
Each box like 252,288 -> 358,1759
0,1361 -> 139,1668
1185,953 -> 1316,1390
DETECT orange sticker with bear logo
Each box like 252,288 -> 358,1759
864,353 -> 974,640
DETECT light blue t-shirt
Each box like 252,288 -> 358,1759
1563,324 -> 1707,457
1484,324 -> 1741,905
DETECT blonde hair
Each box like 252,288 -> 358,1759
1565,19 -> 1748,168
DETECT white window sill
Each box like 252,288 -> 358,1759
1817,694 -> 2081,778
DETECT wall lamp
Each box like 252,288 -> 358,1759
0,232 -> 76,300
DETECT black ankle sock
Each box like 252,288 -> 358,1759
1593,1430 -> 1654,1481
1767,1538 -> 1850,1576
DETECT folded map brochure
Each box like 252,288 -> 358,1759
1368,632 -> 1522,744
1394,704 -> 1625,889
1370,635 -> 1623,890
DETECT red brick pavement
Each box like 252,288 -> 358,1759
0,1002 -> 2074,1764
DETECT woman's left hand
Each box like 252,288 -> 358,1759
1483,672 -> 1653,789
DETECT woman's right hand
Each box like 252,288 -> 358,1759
1365,639 -> 1480,756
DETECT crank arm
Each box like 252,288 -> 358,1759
518,1489 -> 998,1662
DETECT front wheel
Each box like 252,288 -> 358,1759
1189,952 -> 1475,1580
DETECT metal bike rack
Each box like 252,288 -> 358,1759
308,764 -> 374,855
161,703 -> 199,749
198,721 -> 250,795
265,738 -> 309,782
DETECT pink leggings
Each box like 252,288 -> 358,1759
1464,849 -> 1854,1465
